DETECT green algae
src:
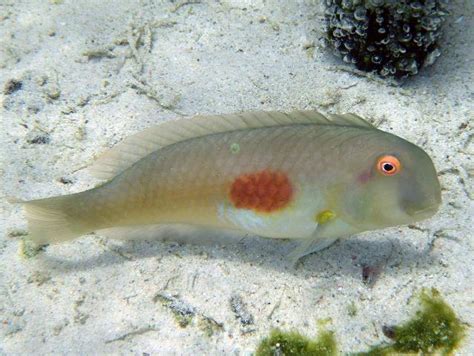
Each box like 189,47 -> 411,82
347,301 -> 358,317
255,289 -> 465,355
256,328 -> 337,356
153,293 -> 195,327
198,316 -> 224,337
18,236 -> 46,259
153,293 -> 223,337
358,288 -> 466,355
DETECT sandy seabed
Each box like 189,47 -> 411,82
0,1 -> 473,354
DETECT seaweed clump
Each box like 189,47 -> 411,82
359,288 -> 466,355
256,328 -> 337,356
18,236 -> 47,258
153,293 -> 196,327
324,0 -> 450,78
153,293 -> 223,337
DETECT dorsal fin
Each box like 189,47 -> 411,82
89,110 -> 375,180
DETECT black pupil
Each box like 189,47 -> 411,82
383,163 -> 394,172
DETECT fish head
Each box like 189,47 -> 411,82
340,132 -> 441,231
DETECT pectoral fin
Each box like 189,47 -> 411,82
288,228 -> 338,267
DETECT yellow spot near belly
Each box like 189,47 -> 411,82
315,210 -> 336,224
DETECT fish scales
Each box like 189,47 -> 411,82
86,126 -> 337,227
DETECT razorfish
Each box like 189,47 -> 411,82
19,111 -> 441,263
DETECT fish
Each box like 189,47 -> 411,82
18,110 -> 441,263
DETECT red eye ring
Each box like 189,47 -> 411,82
377,155 -> 401,176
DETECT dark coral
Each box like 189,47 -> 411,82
324,0 -> 450,78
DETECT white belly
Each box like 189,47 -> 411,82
217,186 -> 324,239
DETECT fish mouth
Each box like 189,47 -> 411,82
402,186 -> 441,222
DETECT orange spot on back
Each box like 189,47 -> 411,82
230,170 -> 293,213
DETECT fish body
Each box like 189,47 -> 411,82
22,111 -> 441,259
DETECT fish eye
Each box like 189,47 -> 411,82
377,155 -> 401,176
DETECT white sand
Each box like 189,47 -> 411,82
1,0 -> 473,354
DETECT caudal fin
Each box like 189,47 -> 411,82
21,194 -> 91,244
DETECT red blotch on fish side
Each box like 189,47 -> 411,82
230,170 -> 293,213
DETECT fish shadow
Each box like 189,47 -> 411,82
38,227 -> 438,282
